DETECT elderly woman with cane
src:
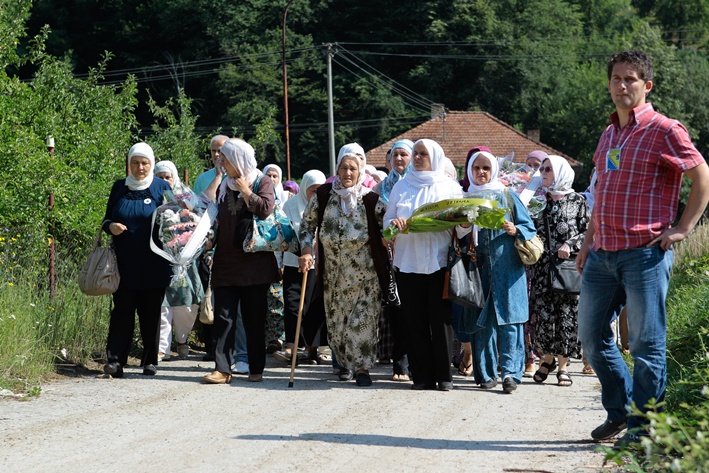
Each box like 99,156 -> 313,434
298,153 -> 387,387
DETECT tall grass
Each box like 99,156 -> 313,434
0,233 -> 111,393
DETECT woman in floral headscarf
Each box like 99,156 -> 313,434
529,155 -> 589,387
384,139 -> 467,391
299,153 -> 386,387
203,139 -> 280,384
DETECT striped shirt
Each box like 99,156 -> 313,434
592,103 -> 705,251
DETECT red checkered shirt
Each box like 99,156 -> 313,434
592,103 -> 705,251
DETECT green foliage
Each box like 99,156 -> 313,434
0,0 -> 32,67
146,90 -> 208,184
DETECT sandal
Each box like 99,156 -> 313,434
392,373 -> 410,382
556,370 -> 573,387
458,362 -> 473,377
533,359 -> 557,384
582,365 -> 595,375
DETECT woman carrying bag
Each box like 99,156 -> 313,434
101,142 -> 172,378
202,139 -> 280,384
529,155 -> 589,387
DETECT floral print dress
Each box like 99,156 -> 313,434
529,192 -> 589,358
300,190 -> 385,371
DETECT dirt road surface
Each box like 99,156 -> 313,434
1,354 -> 612,472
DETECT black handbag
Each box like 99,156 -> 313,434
549,254 -> 582,294
442,232 -> 485,308
382,245 -> 401,308
544,217 -> 582,295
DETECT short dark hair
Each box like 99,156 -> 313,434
607,50 -> 654,82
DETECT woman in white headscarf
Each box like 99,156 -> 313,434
277,170 -> 328,364
298,154 -> 387,387
383,139 -> 466,391
263,164 -> 290,203
465,150 -> 537,394
153,160 -> 204,361
203,139 -> 280,384
101,142 -> 173,378
325,143 -> 378,189
529,155 -> 589,387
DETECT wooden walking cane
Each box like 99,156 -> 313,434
288,268 -> 309,388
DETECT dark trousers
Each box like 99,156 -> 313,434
106,284 -> 166,367
397,269 -> 453,386
213,284 -> 269,374
282,266 -> 326,346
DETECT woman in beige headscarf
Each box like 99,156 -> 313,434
298,153 -> 387,387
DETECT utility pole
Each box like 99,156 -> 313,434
282,0 -> 295,180
326,43 -> 336,176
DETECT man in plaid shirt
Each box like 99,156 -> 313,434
576,50 -> 709,447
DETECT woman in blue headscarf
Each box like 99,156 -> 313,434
373,139 -> 413,202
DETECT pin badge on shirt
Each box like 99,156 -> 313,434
606,148 -> 621,171
144,198 -> 152,205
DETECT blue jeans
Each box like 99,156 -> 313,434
578,246 -> 673,429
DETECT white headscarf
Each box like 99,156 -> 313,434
405,139 -> 450,185
442,157 -> 457,180
333,153 -> 370,216
337,143 -> 366,163
283,169 -> 327,225
465,151 -> 506,193
154,160 -> 190,194
218,139 -> 261,203
263,163 -> 288,203
543,155 -> 575,197
125,142 -> 155,191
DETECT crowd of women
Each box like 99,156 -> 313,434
101,136 -> 591,392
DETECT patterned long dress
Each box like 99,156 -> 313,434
529,192 -> 589,358
299,190 -> 385,371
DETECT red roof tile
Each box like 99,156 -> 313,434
366,111 -> 581,168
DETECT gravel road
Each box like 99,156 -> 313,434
0,353 -> 612,473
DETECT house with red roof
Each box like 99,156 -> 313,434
366,111 -> 580,168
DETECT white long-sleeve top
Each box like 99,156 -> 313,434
383,178 -> 465,275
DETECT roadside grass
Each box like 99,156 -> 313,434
0,268 -> 110,394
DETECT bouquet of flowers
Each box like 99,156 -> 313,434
150,188 -> 217,284
383,196 -> 509,240
496,152 -> 546,217
497,152 -> 533,195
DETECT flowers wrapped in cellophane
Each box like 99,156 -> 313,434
383,195 -> 509,240
497,152 -> 546,218
150,187 -> 218,284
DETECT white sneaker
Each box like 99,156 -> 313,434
232,361 -> 249,374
